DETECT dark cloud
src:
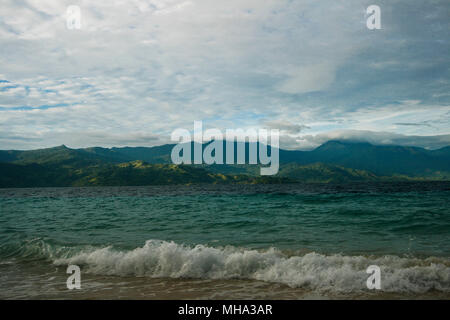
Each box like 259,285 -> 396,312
262,120 -> 310,134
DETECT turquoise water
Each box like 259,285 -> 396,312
0,183 -> 449,298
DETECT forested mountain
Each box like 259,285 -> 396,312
1,141 -> 449,187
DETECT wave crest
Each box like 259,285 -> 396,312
51,239 -> 450,293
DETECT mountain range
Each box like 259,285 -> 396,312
1,141 -> 449,187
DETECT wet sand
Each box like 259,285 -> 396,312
1,264 -> 448,300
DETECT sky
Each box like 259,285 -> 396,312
0,0 -> 449,150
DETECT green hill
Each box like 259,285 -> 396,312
277,163 -> 382,183
0,160 -> 291,188
2,141 -> 450,177
1,141 -> 449,187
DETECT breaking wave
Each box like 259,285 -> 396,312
7,238 -> 447,294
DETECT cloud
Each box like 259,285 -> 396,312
295,130 -> 450,150
262,120 -> 310,134
0,0 -> 448,150
276,63 -> 337,94
0,129 -> 165,150
394,122 -> 433,128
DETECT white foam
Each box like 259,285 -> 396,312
53,239 -> 450,293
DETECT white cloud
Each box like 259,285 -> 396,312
294,130 -> 450,150
277,63 -> 337,94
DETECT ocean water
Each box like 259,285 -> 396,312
0,182 -> 449,299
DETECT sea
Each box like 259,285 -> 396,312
0,182 -> 449,299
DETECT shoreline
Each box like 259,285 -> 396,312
2,271 -> 450,300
